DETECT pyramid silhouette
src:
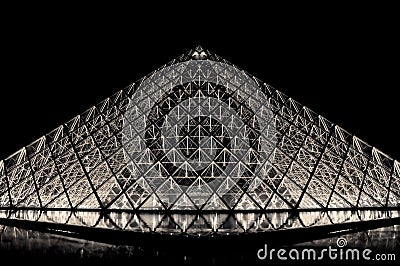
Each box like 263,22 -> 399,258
0,46 -> 399,211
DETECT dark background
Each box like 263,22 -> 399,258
1,7 -> 399,162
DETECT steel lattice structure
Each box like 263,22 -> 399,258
0,46 -> 399,211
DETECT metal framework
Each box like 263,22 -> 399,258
0,46 -> 399,211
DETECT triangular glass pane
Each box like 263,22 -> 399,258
46,192 -> 70,208
216,177 -> 245,209
202,193 -> 228,210
247,177 -> 273,208
234,193 -> 259,210
171,193 -> 196,210
76,193 -> 100,209
139,194 -> 164,210
16,192 -> 40,208
109,193 -> 133,210
125,177 -> 152,208
155,178 -> 183,208
96,176 -> 122,207
65,178 -> 93,207
185,177 -> 213,208
328,192 -> 352,208
298,193 -> 322,209
266,193 -> 292,209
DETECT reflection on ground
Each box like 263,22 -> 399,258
1,210 -> 399,236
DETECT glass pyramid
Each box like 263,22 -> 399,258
0,46 -> 399,211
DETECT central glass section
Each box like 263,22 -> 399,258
122,59 -> 275,209
145,82 -> 260,187
178,116 -> 228,161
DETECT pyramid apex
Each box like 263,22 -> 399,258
194,45 -> 205,52
191,45 -> 208,60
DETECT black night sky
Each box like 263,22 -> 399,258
1,7 -> 399,162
